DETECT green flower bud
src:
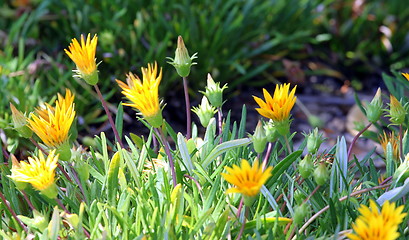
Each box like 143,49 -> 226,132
167,36 -> 198,77
264,120 -> 280,142
251,121 -> 267,153
387,95 -> 407,125
293,203 -> 310,226
365,88 -> 383,123
299,154 -> 314,179
10,103 -> 32,138
192,97 -> 217,127
305,128 -> 325,154
313,163 -> 329,186
294,190 -> 307,205
201,74 -> 227,108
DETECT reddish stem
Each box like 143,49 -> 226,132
183,77 -> 191,139
94,85 -> 125,149
347,123 -> 372,160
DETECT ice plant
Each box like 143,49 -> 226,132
167,35 -> 197,78
116,62 -> 163,128
253,83 -> 297,135
346,199 -> 406,240
387,95 -> 406,125
10,103 -> 32,138
191,96 -> 217,128
28,89 -> 75,158
64,33 -> 99,85
402,72 -> 409,81
9,150 -> 59,199
222,159 -> 272,206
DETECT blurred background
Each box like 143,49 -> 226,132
1,0 -> 409,151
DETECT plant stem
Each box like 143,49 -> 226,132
184,174 -> 202,191
183,77 -> 191,139
399,124 -> 403,160
262,142 -> 273,170
0,191 -> 27,232
217,107 -> 223,143
303,185 -> 320,204
236,205 -> 248,240
347,123 -> 372,161
156,128 -> 177,187
21,190 -> 36,211
236,197 -> 244,219
94,84 -> 124,149
296,182 -> 391,237
284,135 -> 292,154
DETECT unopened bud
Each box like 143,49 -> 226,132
251,121 -> 267,153
365,88 -> 383,123
299,154 -> 314,179
192,97 -> 217,127
387,95 -> 406,125
293,203 -> 310,225
10,103 -> 32,138
313,163 -> 329,186
306,128 -> 324,154
393,153 -> 409,183
167,36 -> 198,77
264,120 -> 279,142
201,74 -> 227,108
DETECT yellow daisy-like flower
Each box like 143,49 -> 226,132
379,131 -> 399,161
253,83 -> 297,122
116,62 -> 163,128
28,89 -> 75,149
346,199 -> 406,240
221,159 -> 272,197
9,150 -> 59,199
64,33 -> 99,85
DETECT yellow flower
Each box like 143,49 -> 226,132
253,83 -> 297,122
346,199 -> 406,240
379,131 -> 399,161
9,150 -> 59,198
116,62 -> 163,128
64,33 -> 99,85
28,89 -> 75,148
221,159 -> 272,197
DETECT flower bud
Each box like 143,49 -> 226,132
192,97 -> 217,127
305,128 -> 324,154
10,103 -> 32,138
19,210 -> 48,231
313,163 -> 329,186
201,74 -> 227,108
75,160 -> 90,183
299,154 -> 314,179
167,36 -> 198,77
365,88 -> 383,123
293,203 -> 310,226
251,121 -> 267,153
294,190 -> 307,205
387,95 -> 406,125
264,120 -> 280,142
